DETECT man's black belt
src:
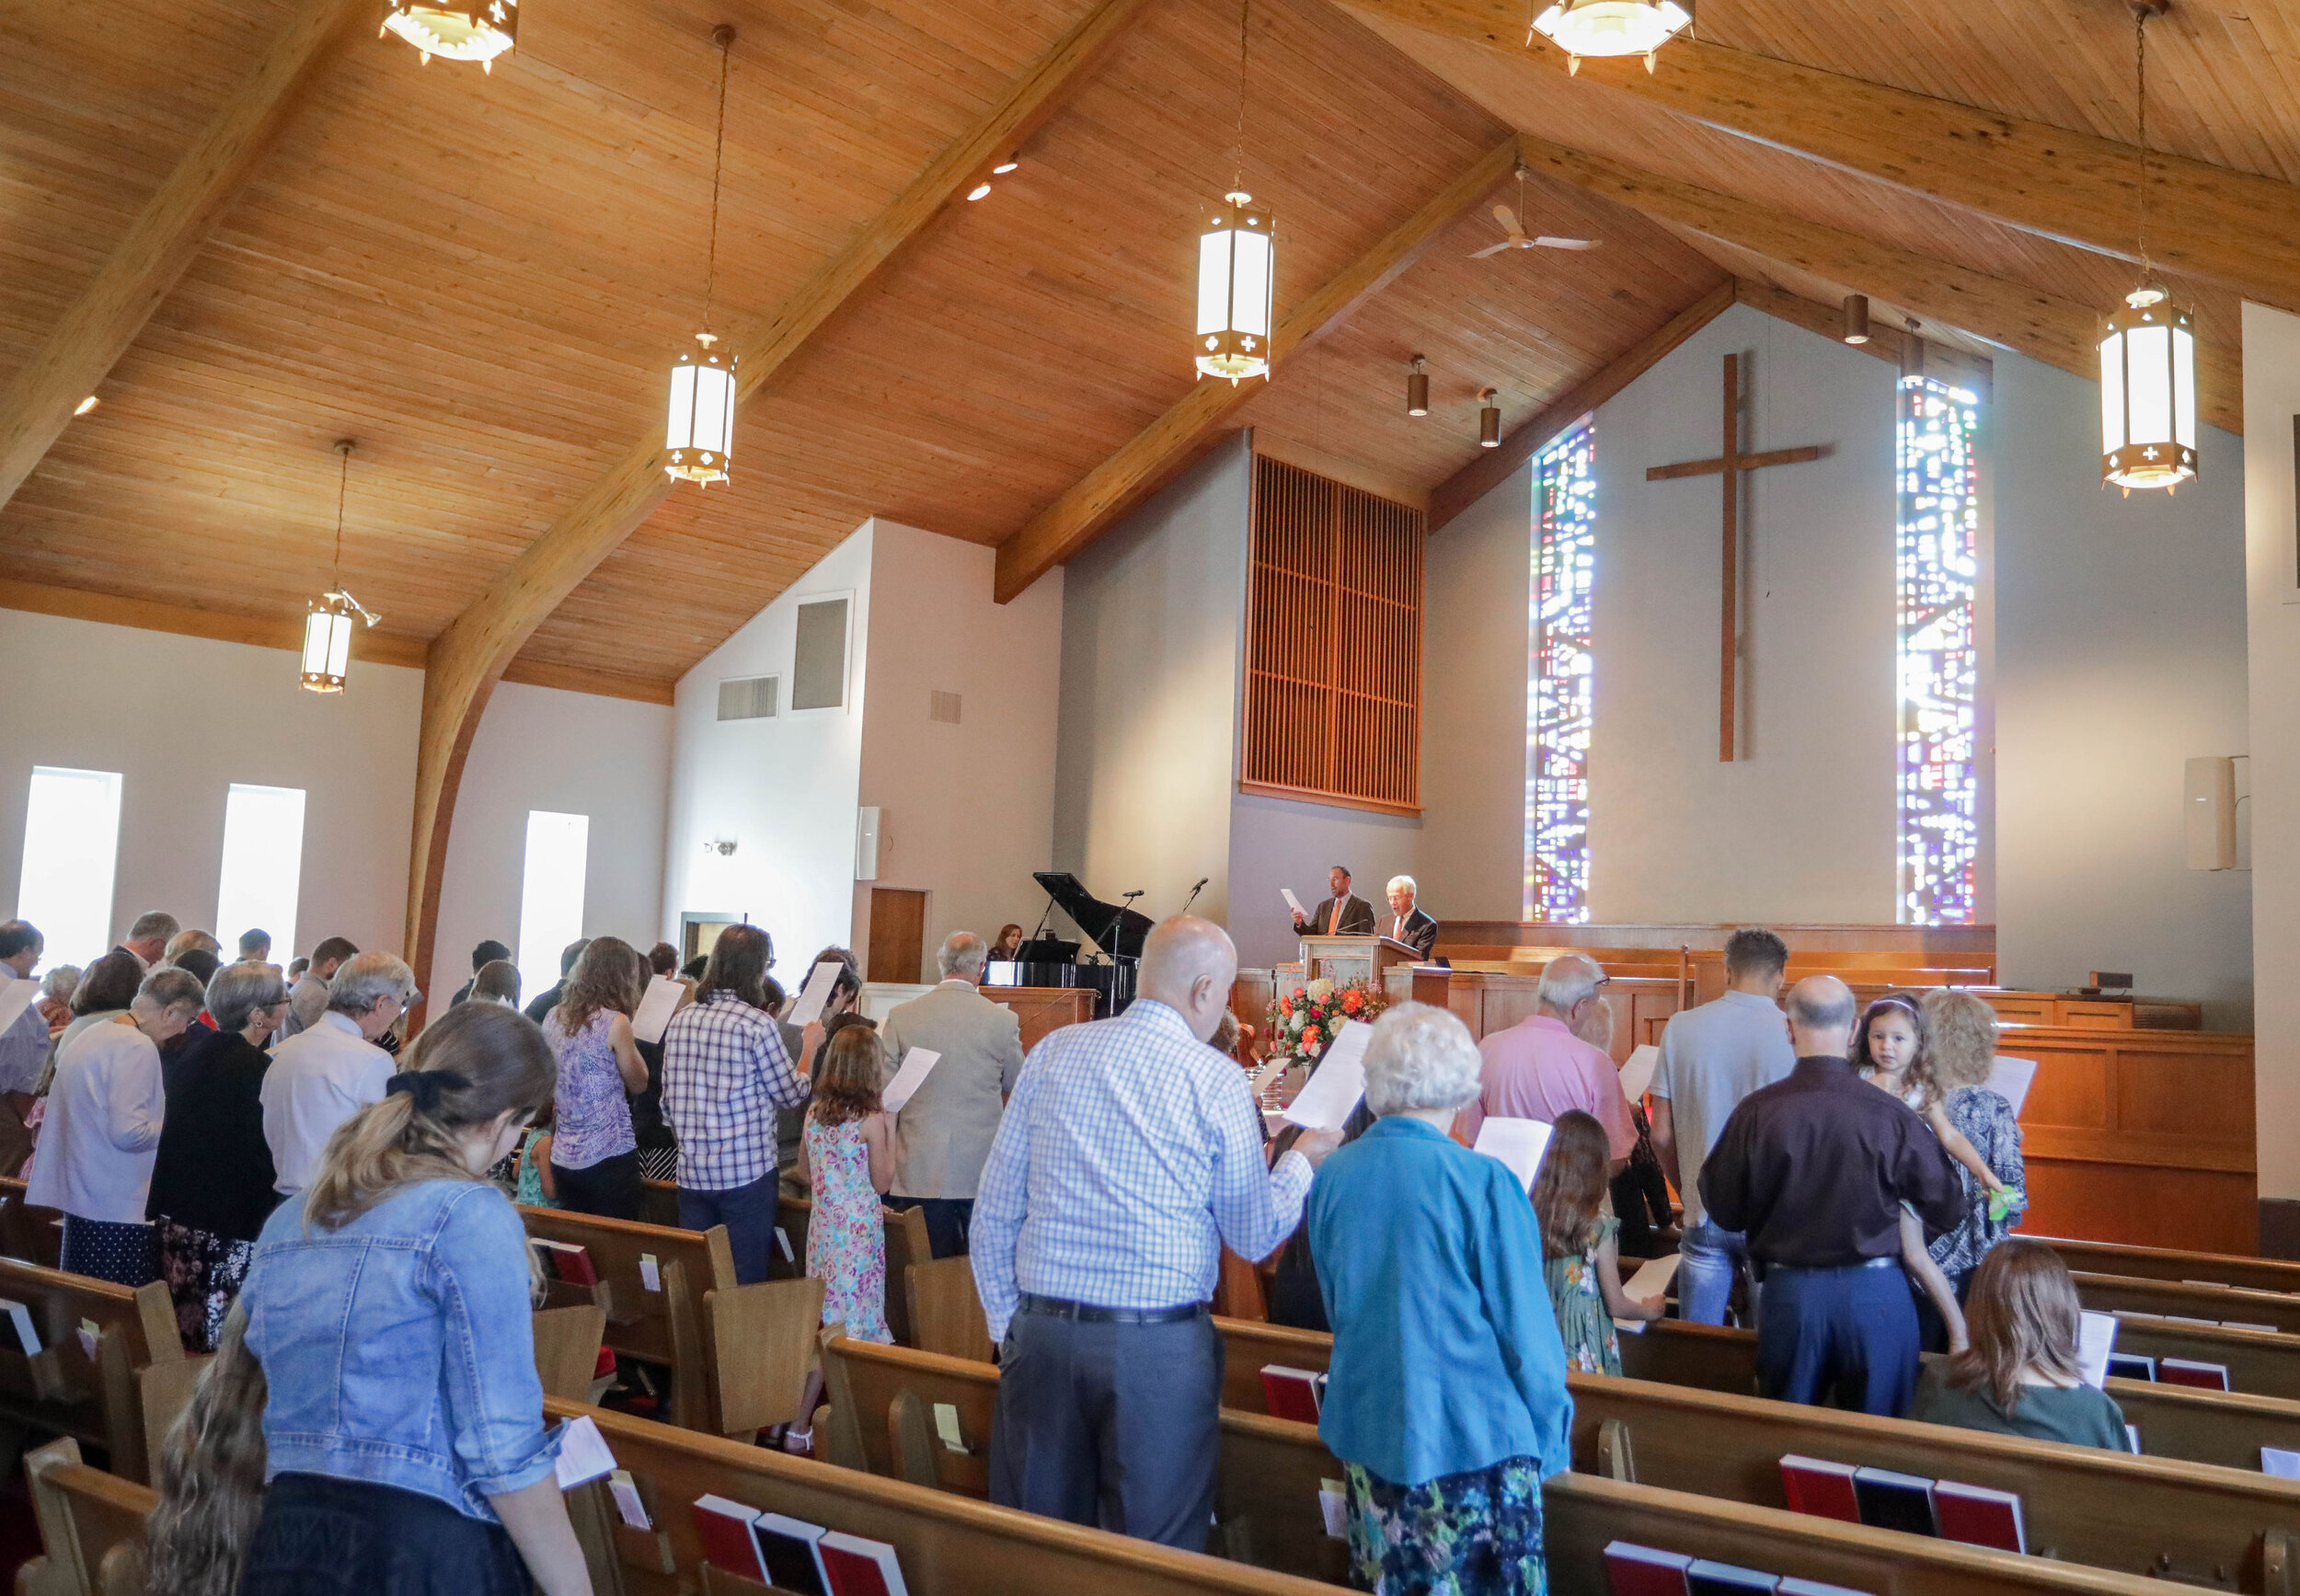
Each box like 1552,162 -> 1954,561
1018,1292 -> 1206,1324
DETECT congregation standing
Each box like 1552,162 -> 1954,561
0,897 -> 2110,1596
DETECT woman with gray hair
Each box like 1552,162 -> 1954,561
29,966 -> 202,1285
1307,1001 -> 1571,1596
146,963 -> 288,1349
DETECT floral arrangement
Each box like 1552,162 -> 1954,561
1263,976 -> 1387,1070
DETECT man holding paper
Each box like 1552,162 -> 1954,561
972,916 -> 1340,1551
1290,866 -> 1375,938
880,931 -> 1025,1258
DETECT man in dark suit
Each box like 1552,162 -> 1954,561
1382,875 -> 1440,959
1292,866 -> 1376,938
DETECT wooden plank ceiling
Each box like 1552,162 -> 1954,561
0,0 -> 2289,694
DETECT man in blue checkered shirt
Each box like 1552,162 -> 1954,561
972,915 -> 1340,1549
661,923 -> 814,1282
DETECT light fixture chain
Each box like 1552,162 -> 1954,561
332,442 -> 350,591
2134,5 -> 2150,276
1234,0 -> 1248,196
704,28 -> 732,332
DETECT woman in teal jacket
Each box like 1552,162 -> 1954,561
1310,1001 -> 1572,1596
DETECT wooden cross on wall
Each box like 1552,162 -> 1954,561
1646,352 -> 1826,762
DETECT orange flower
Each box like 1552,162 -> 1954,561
1301,1026 -> 1323,1051
1341,990 -> 1363,1014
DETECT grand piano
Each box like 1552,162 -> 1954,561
983,871 -> 1154,1016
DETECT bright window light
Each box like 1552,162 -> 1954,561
516,810 -> 590,1002
16,767 -> 123,968
216,784 -> 305,964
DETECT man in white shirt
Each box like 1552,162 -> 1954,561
115,911 -> 178,970
1382,875 -> 1439,959
261,951 -> 419,1195
1649,927 -> 1796,1325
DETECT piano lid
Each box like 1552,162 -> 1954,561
1033,870 -> 1155,959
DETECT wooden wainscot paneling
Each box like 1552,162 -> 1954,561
2007,1027 -> 2258,1254
983,987 -> 1096,1052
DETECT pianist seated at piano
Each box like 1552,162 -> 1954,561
1293,865 -> 1378,938
1384,876 -> 1439,960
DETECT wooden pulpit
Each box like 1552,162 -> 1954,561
1299,935 -> 1425,989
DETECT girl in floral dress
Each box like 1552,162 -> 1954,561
1531,1111 -> 1663,1374
799,1026 -> 895,1343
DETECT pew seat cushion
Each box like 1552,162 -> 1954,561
1907,1362 -> 2132,1451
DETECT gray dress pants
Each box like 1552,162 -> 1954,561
988,1303 -> 1223,1550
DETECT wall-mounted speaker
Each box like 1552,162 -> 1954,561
2185,755 -> 2237,871
855,806 -> 882,881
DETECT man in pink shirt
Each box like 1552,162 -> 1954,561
1454,954 -> 1636,1172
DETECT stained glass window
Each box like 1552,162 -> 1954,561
1895,376 -> 1981,925
1526,421 -> 1596,923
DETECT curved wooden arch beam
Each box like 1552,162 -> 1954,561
0,0 -> 372,511
992,136 -> 1521,604
1340,0 -> 2300,313
403,0 -> 1153,1008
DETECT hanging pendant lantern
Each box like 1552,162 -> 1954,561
382,0 -> 517,70
2098,0 -> 2196,497
1406,354 -> 1430,417
665,332 -> 737,485
1195,191 -> 1275,385
300,441 -> 380,696
665,26 -> 739,487
1478,387 -> 1502,448
2100,284 -> 2197,494
1529,0 -> 1693,74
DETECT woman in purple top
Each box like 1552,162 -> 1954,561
541,936 -> 649,1219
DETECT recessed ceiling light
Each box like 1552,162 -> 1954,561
73,396 -> 98,416
992,158 -> 1018,174
966,182 -> 994,201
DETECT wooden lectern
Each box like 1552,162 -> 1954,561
1298,936 -> 1425,989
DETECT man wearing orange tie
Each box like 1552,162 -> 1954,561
1291,866 -> 1375,938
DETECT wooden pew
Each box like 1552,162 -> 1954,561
518,1205 -> 822,1438
1214,1315 -> 1330,1414
0,1257 -> 183,1487
544,1395 -> 1342,1596
17,1437 -> 148,1596
2073,1274 -> 2300,1336
532,1303 -> 611,1403
907,1257 -> 994,1363
2044,1238 -> 2300,1296
0,1177 -> 63,1270
1571,1372 -> 2300,1584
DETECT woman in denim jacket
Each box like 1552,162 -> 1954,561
143,1000 -> 591,1596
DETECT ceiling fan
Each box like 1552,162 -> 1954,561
1470,166 -> 1598,258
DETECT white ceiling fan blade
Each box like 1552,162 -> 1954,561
1533,236 -> 1599,250
1467,241 -> 1512,258
1491,203 -> 1529,244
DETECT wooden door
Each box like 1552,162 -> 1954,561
868,889 -> 926,984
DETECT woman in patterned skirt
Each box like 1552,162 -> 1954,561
147,962 -> 286,1349
1307,1003 -> 1572,1596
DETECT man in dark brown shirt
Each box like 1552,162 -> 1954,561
1700,974 -> 1962,1416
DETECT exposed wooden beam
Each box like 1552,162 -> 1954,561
404,0 -> 1153,1006
1514,133 -> 2242,436
1340,2 -> 2300,311
0,0 -> 369,511
993,136 -> 1520,603
1429,280 -> 1733,531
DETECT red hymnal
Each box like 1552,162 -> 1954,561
531,1237 -> 598,1287
1778,1454 -> 1860,1522
2159,1358 -> 2232,1392
819,1531 -> 910,1596
1260,1365 -> 1324,1423
1777,1580 -> 1872,1596
690,1494 -> 767,1581
1604,1541 -> 1694,1596
1933,1480 -> 2026,1554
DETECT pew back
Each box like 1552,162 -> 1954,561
0,1177 -> 63,1270
2046,1239 -> 2300,1296
2075,1274 -> 2300,1336
1214,1315 -> 1330,1414
18,1438 -> 151,1596
0,1257 -> 181,1484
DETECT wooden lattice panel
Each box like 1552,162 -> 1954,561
1241,454 -> 1423,816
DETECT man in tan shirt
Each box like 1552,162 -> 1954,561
881,931 -> 1027,1257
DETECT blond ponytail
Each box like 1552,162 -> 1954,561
144,1304 -> 268,1596
302,1002 -> 556,1233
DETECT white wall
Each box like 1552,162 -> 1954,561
1995,350 -> 2251,1027
663,523 -> 874,970
0,608 -> 420,966
1052,436 -> 1252,946
2244,301 -> 2300,1202
854,520 -> 1063,970
430,681 -> 674,1007
1420,458 -> 1535,926
1226,792 -> 1421,969
1587,302 -> 1903,922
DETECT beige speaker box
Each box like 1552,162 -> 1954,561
2185,756 -> 2237,870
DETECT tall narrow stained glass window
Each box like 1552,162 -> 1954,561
1526,421 -> 1596,923
1895,376 -> 1981,925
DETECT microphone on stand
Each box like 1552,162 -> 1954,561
1179,877 -> 1208,915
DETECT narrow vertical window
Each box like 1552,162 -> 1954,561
215,785 -> 306,963
516,810 -> 590,1001
16,767 -> 123,966
1896,376 -> 1981,925
1526,421 -> 1596,924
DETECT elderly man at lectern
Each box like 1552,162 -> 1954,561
1293,866 -> 1377,938
1383,876 -> 1439,959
